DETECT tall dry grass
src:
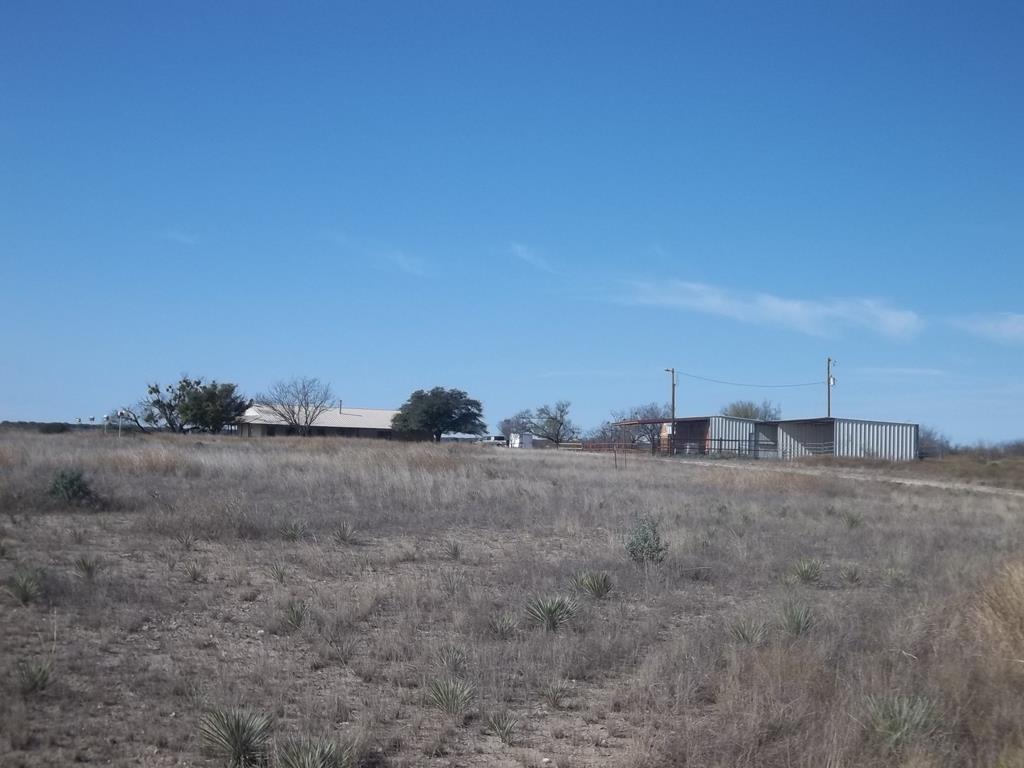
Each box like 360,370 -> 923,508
1,430 -> 1023,766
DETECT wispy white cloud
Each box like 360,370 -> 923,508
160,230 -> 198,247
384,250 -> 425,276
623,280 -> 924,339
952,312 -> 1024,345
509,242 -> 557,274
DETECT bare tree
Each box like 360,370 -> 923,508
721,399 -> 781,420
617,402 -> 670,453
255,377 -> 335,436
530,401 -> 580,447
498,410 -> 534,439
918,425 -> 952,457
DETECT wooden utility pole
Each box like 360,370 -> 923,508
826,357 -> 836,418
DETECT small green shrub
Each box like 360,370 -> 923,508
439,568 -> 465,596
791,558 -> 824,585
839,564 -> 862,585
285,600 -> 307,631
48,469 -> 94,505
184,561 -> 207,583
278,736 -> 354,768
570,571 -> 613,599
841,510 -> 863,529
8,569 -> 42,605
428,677 -> 475,718
73,555 -> 102,582
780,601 -> 814,637
442,539 -> 461,561
485,710 -> 519,745
729,616 -> 768,645
864,694 -> 938,749
625,518 -> 668,565
268,562 -> 287,584
488,612 -> 517,640
332,522 -> 357,545
198,707 -> 273,767
280,521 -> 307,542
436,644 -> 467,677
525,595 -> 578,632
17,658 -> 52,695
883,567 -> 910,588
541,678 -> 573,709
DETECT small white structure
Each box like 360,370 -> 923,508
509,432 -> 534,449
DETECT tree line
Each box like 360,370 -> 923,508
121,377 -> 488,440
122,374 -> 786,449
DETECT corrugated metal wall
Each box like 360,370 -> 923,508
708,416 -> 757,455
776,421 -> 835,458
834,419 -> 918,461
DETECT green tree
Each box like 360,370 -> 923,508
137,377 -> 203,433
129,377 -> 249,433
392,387 -> 486,442
180,382 -> 251,433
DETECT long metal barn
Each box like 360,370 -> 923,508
615,416 -> 920,462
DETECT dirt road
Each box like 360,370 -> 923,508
679,457 -> 1024,499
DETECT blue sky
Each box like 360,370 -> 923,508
2,2 -> 1022,442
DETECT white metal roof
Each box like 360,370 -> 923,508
240,405 -> 398,430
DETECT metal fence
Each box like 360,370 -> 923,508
575,438 -> 840,459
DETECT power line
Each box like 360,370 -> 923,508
673,369 -> 825,389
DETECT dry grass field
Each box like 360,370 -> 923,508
3,432 -> 1024,768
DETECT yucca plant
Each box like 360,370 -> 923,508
485,710 -> 520,745
73,555 -> 102,582
488,612 -> 517,640
570,571 -> 613,599
284,600 -> 307,631
8,568 -> 42,605
541,678 -> 573,709
268,562 -> 287,584
428,677 -> 475,718
280,521 -> 307,542
17,658 -> 52,694
439,568 -> 465,596
791,558 -> 824,585
883,567 -> 910,588
839,564 -> 862,585
198,707 -> 273,767
184,561 -> 207,583
729,616 -> 768,645
525,595 -> 578,633
436,644 -> 468,677
331,522 -> 357,545
175,530 -> 198,551
780,600 -> 814,637
442,539 -> 462,561
841,510 -> 863,529
864,694 -> 938,749
277,736 -> 346,768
